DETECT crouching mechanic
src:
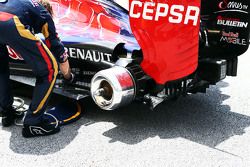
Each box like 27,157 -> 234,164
0,0 -> 74,137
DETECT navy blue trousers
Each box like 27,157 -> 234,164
0,12 -> 58,125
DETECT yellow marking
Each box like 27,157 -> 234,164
13,16 -> 39,41
41,23 -> 49,38
33,42 -> 58,114
63,103 -> 82,123
50,103 -> 82,125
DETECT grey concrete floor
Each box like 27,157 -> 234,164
1,48 -> 250,167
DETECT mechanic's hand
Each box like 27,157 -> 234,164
63,72 -> 76,85
60,59 -> 71,80
59,58 -> 76,87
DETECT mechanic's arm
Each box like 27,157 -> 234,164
59,60 -> 72,80
39,9 -> 72,80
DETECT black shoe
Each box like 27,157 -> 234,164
1,107 -> 23,127
22,117 -> 60,138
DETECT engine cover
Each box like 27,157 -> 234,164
129,0 -> 201,84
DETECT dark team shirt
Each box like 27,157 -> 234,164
0,0 -> 67,63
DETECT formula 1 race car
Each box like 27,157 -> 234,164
9,0 -> 250,110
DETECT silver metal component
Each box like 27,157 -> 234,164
91,66 -> 136,110
144,94 -> 166,109
204,30 -> 209,47
94,88 -> 105,96
220,63 -> 227,80
115,58 -> 133,67
157,89 -> 167,98
101,60 -> 115,67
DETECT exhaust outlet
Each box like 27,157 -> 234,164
91,66 -> 136,110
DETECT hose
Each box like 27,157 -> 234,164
13,97 -> 28,126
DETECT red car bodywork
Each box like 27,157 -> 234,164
129,0 -> 201,84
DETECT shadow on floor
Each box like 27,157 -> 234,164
85,81 -> 250,147
5,81 -> 250,155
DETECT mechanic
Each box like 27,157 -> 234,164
0,0 -> 74,137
